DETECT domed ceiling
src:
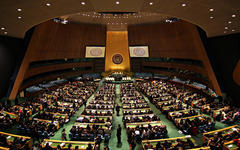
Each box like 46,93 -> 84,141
0,0 -> 239,38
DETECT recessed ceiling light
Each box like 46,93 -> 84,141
209,8 -> 214,11
232,14 -> 236,17
4,32 -> 7,35
224,31 -> 227,33
210,16 -> 214,19
1,27 -> 5,30
17,8 -> 22,12
149,2 -> 153,5
182,3 -> 186,7
225,27 -> 228,30
232,29 -> 235,32
18,16 -> 22,19
81,2 -> 85,5
228,21 -> 232,24
116,1 -> 120,4
46,3 -> 51,6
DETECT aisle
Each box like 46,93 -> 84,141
107,84 -> 131,150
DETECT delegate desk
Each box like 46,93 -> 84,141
175,114 -> 205,126
76,115 -> 112,122
168,109 -> 192,119
0,111 -> 19,121
0,131 -> 32,149
41,139 -> 95,150
46,112 -> 69,122
223,140 -> 240,150
84,109 -> 113,115
142,135 -> 203,150
122,103 -> 149,109
124,114 -> 155,120
34,118 -> 60,129
123,108 -> 152,115
203,125 -> 239,142
74,122 -> 111,130
126,121 -> 164,129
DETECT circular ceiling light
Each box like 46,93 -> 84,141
81,2 -> 85,5
209,8 -> 214,11
228,21 -> 232,24
232,14 -> 236,18
232,29 -> 235,32
210,16 -> 214,19
17,8 -> 22,12
46,3 -> 51,6
224,26 -> 228,29
4,32 -> 7,34
149,2 -> 153,5
1,27 -> 5,30
116,1 -> 120,4
18,16 -> 22,19
181,3 -> 186,7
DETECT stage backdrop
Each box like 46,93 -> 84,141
105,31 -> 130,71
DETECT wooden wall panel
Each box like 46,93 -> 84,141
144,69 -> 210,87
9,21 -> 106,99
20,70 -> 91,91
24,62 -> 93,80
142,62 -> 207,76
128,21 -> 200,60
28,21 -> 106,61
128,20 -> 221,96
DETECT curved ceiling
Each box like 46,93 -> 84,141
0,0 -> 239,38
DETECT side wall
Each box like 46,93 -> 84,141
207,33 -> 240,104
0,36 -> 24,98
9,21 -> 106,99
128,21 -> 221,95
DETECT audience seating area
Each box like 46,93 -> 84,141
1,76 -> 240,150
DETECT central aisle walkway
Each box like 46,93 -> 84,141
108,84 -> 131,150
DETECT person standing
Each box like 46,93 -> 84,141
116,105 -> 120,116
61,129 -> 67,141
117,124 -> 122,144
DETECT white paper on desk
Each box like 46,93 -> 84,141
60,143 -> 65,147
7,136 -> 11,139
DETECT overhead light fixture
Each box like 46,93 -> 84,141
228,21 -> 232,24
18,16 -> 22,19
4,32 -> 7,35
224,26 -> 228,29
81,2 -> 85,5
116,1 -> 120,4
17,8 -> 22,12
1,27 -> 5,30
210,16 -> 214,19
149,2 -> 153,5
181,3 -> 186,7
209,8 -> 214,11
232,29 -> 235,32
232,14 -> 236,18
46,3 -> 51,6
224,31 -> 227,33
